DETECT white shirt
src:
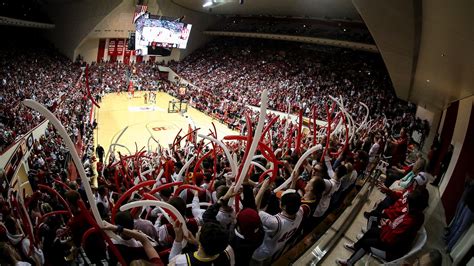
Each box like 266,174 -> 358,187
20,238 -> 44,265
96,194 -> 110,214
369,142 -> 380,162
313,178 -> 341,217
252,209 -> 304,261
216,209 -> 236,231
111,236 -> 142,248
191,195 -> 236,230
340,170 -> 358,191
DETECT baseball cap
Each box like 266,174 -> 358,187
275,189 -> 297,199
236,208 -> 262,241
414,172 -> 431,186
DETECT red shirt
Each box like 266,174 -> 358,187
163,160 -> 175,182
380,212 -> 424,254
382,186 -> 414,220
68,210 -> 91,246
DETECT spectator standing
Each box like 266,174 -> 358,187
96,144 -> 105,163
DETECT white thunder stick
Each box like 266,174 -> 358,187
198,134 -> 239,180
234,89 -> 269,192
273,144 -> 323,193
120,200 -> 190,246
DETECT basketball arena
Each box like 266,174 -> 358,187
0,0 -> 473,265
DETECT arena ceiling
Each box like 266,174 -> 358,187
171,0 -> 362,21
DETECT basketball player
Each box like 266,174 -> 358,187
180,26 -> 190,40
178,86 -> 186,102
128,80 -> 134,99
144,92 -> 148,104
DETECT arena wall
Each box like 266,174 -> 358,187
415,105 -> 442,153
0,142 -> 21,170
439,96 -> 473,196
74,0 -> 140,62
435,95 -> 474,265
44,0 -> 123,59
76,38 -> 100,63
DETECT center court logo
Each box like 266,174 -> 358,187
128,106 -> 165,112
152,127 -> 167,131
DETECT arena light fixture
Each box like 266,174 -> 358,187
203,1 -> 213,7
203,0 -> 236,8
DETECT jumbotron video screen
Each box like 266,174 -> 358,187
135,13 -> 192,55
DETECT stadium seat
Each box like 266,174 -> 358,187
367,227 -> 427,265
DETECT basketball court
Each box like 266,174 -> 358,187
94,91 -> 236,155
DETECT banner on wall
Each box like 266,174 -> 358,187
108,39 -> 117,56
124,38 -> 131,64
97,39 -> 106,62
117,39 -> 125,56
124,39 -> 132,56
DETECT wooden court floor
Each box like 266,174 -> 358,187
94,91 -> 236,155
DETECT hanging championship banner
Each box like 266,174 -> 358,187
108,39 -> 117,56
124,39 -> 132,56
117,39 -> 125,56
124,39 -> 131,64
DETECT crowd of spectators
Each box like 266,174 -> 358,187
208,17 -> 375,44
0,41 -> 105,264
0,45 -> 81,152
168,38 -> 416,134
0,115 -> 430,265
0,36 -> 432,265
87,60 -> 163,95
